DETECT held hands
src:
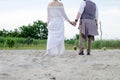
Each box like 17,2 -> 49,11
69,19 -> 78,26
70,21 -> 77,26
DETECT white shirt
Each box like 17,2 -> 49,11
78,0 -> 98,20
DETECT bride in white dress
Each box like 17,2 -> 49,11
46,0 -> 72,56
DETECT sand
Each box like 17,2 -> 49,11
0,50 -> 120,80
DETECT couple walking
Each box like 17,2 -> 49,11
46,0 -> 99,56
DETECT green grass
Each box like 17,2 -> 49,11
0,37 -> 47,50
0,37 -> 120,50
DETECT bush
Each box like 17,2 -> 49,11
23,37 -> 33,45
0,37 -> 5,43
5,38 -> 15,48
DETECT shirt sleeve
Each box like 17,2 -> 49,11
78,1 -> 86,15
60,6 -> 70,22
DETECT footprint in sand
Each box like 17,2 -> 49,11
50,77 -> 56,80
0,73 -> 11,79
44,73 -> 56,80
92,63 -> 110,70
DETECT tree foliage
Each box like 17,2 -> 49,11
0,20 -> 48,39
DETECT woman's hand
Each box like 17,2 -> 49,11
69,21 -> 76,26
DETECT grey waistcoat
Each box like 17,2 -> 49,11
81,1 -> 96,20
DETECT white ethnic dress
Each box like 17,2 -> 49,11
46,6 -> 69,56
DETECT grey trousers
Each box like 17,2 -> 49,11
79,25 -> 92,53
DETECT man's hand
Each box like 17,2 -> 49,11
70,21 -> 77,26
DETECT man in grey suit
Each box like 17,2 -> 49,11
73,0 -> 99,55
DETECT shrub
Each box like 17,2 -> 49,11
23,37 -> 33,45
5,38 -> 15,48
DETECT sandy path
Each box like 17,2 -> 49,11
0,50 -> 120,80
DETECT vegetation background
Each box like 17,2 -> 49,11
0,20 -> 120,50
